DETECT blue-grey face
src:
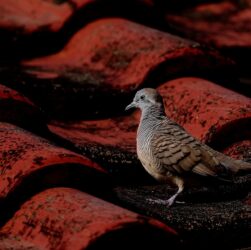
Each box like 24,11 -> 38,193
125,88 -> 162,111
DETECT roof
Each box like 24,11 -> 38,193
0,0 -> 250,249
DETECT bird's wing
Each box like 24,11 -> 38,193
151,126 -> 222,177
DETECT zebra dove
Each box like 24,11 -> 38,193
125,88 -> 251,206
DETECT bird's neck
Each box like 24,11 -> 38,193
141,104 -> 166,121
139,105 -> 166,132
137,105 -> 166,148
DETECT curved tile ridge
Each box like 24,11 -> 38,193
49,112 -> 150,184
17,18 -> 233,118
0,0 -> 99,61
0,187 -> 178,250
158,77 -> 251,157
0,122 -> 107,225
165,1 -> 251,76
0,0 -> 72,34
166,1 -> 251,49
0,83 -> 48,135
0,235 -> 41,250
223,140 -> 251,162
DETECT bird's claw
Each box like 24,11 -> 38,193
175,200 -> 185,204
146,197 -> 185,206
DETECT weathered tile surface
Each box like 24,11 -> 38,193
10,18 -> 233,118
0,122 -> 105,202
0,188 -> 178,250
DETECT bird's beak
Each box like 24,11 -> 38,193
125,102 -> 136,111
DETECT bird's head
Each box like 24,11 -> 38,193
125,88 -> 164,111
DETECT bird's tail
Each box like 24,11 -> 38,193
217,152 -> 251,174
205,145 -> 251,174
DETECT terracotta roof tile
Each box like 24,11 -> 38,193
223,140 -> 251,161
166,1 -> 251,49
0,0 -> 166,62
49,113 -> 150,183
115,182 -> 251,249
0,235 -> 41,250
69,0 -> 95,9
0,0 -> 97,61
0,122 -> 105,206
0,188 -> 178,250
158,77 -> 251,158
165,1 -> 251,74
9,18 -> 233,118
0,84 -> 47,134
0,0 -> 72,33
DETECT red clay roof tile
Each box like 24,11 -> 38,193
0,188 -> 178,250
0,84 -> 34,105
0,235 -> 41,250
166,1 -> 251,49
223,140 -> 251,161
0,0 -> 98,61
165,1 -> 251,74
48,112 -> 151,183
69,0 -> 95,8
16,18 -> 234,118
0,122 -> 105,201
0,0 -> 72,34
114,180 -> 251,249
158,77 -> 251,157
0,83 -> 48,134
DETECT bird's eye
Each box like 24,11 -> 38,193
140,95 -> 145,100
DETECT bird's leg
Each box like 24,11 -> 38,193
166,187 -> 183,206
166,177 -> 184,206
146,178 -> 184,206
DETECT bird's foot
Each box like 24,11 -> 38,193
146,197 -> 185,206
146,198 -> 171,205
166,196 -> 176,206
175,200 -> 185,204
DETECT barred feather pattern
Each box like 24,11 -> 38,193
136,104 -> 251,185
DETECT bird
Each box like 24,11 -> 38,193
125,88 -> 251,206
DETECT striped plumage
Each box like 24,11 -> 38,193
126,88 -> 251,206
